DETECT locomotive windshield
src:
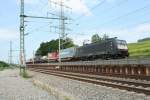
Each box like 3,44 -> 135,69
117,40 -> 128,50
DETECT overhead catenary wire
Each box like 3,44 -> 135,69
25,0 -> 72,34
75,0 -> 128,21
74,0 -> 129,29
98,0 -> 129,16
90,0 -> 106,11
99,3 -> 150,26
74,2 -> 150,35
75,0 -> 106,20
48,0 -> 71,9
25,23 -> 51,34
118,19 -> 150,31
25,0 -> 49,17
77,19 -> 150,37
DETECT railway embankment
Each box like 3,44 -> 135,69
29,70 -> 150,100
1,68 -> 149,100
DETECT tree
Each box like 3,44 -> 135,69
91,34 -> 102,43
102,34 -> 109,40
0,61 -> 9,69
35,38 -> 75,56
138,37 -> 150,42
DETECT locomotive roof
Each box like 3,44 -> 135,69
61,38 -> 127,50
82,38 -> 116,47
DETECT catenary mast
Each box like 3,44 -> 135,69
20,0 -> 26,71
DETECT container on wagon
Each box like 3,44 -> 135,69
60,47 -> 77,60
48,52 -> 58,61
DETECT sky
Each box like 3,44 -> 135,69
0,0 -> 150,63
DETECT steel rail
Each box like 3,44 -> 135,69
29,68 -> 150,95
28,65 -> 150,81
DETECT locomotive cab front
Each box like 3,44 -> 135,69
116,39 -> 129,58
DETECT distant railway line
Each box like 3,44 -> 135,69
50,58 -> 150,65
28,58 -> 150,65
27,59 -> 150,95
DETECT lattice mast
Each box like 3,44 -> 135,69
49,0 -> 71,63
20,0 -> 26,67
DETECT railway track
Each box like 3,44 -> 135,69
27,58 -> 150,65
28,63 -> 150,81
29,67 -> 150,95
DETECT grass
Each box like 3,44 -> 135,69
128,40 -> 150,58
33,80 -> 72,100
64,96 -> 71,100
20,69 -> 32,78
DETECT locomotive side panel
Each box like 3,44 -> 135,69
75,38 -> 128,60
75,39 -> 115,59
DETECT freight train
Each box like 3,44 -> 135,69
27,38 -> 129,64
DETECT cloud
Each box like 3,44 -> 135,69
65,0 -> 92,15
0,29 -> 19,41
47,0 -> 92,15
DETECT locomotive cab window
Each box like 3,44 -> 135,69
117,40 -> 128,50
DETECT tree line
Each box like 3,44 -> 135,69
91,34 -> 109,43
0,61 -> 9,70
36,38 -> 75,56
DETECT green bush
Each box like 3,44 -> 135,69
0,61 -> 9,70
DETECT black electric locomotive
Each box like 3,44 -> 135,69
75,38 -> 129,60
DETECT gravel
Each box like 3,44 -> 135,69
30,70 -> 150,100
0,69 -> 58,100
